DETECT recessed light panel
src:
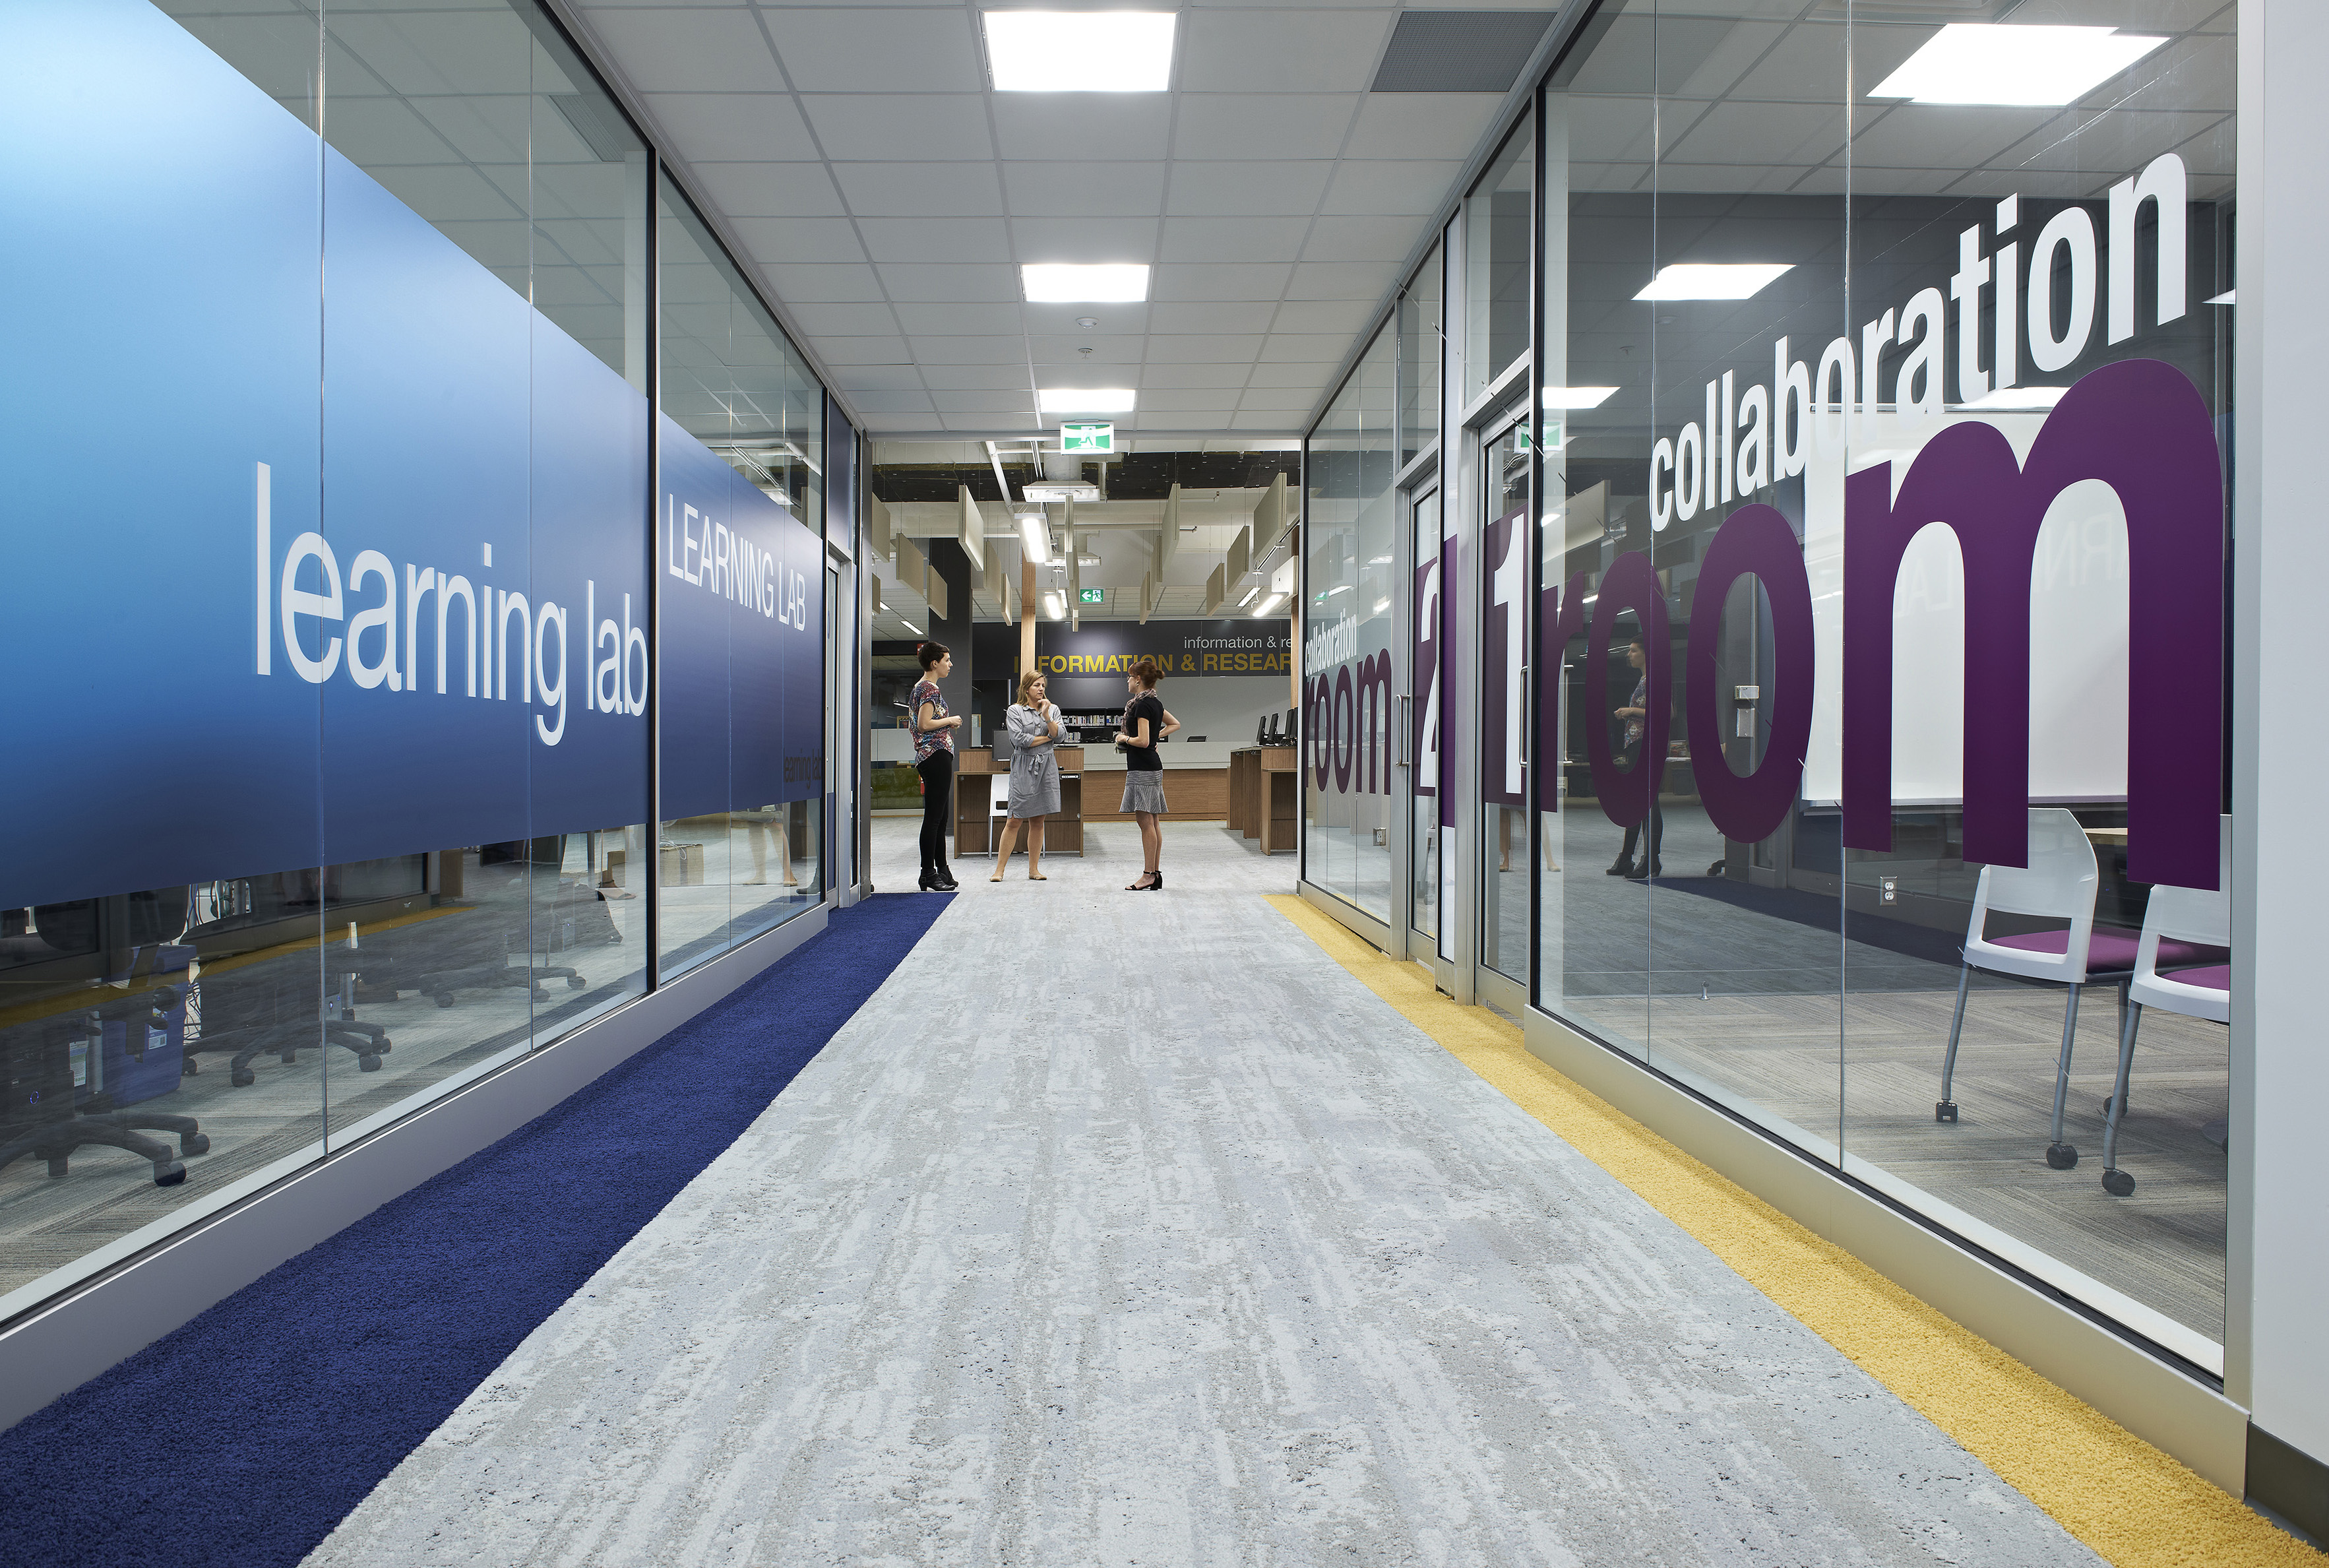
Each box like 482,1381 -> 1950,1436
1634,264 -> 1792,301
1543,386 -> 1619,409
984,11 -> 1176,92
1022,263 -> 1150,303
1869,25 -> 2165,107
1038,387 -> 1136,413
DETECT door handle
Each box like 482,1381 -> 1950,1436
1397,693 -> 1411,767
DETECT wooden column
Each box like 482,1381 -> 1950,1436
1020,557 -> 1037,680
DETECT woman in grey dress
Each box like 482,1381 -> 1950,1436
989,670 -> 1062,881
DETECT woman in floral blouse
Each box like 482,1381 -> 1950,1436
911,642 -> 961,890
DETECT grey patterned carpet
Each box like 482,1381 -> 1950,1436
303,821 -> 2092,1567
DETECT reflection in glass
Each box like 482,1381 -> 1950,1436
1463,117 -> 1532,405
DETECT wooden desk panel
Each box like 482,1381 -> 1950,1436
1083,766 -> 1229,823
955,747 -> 1085,854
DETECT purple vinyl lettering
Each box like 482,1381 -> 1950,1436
1687,505 -> 1815,844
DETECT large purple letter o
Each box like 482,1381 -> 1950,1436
1687,505 -> 1815,844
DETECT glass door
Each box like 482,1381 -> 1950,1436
1408,486 -> 1441,953
1480,410 -> 1531,984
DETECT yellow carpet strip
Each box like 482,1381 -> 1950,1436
1265,894 -> 2317,1568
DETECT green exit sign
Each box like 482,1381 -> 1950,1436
1079,587 -> 1105,604
1061,421 -> 1114,454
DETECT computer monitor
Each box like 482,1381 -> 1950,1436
1283,707 -> 1298,741
1256,714 -> 1271,744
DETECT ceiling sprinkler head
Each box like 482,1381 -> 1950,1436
1076,317 -> 1098,329
1078,346 -> 1094,357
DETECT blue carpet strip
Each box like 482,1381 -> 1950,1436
0,892 -> 950,1568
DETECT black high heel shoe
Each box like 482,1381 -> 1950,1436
918,870 -> 946,891
1127,871 -> 1163,891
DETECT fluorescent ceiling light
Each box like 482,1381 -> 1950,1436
2206,290 -> 2235,306
1634,264 -> 1791,301
1018,511 -> 1048,564
898,620 -> 921,635
1368,555 -> 1392,565
1237,586 -> 1260,607
1543,386 -> 1619,409
1022,263 -> 1150,303
1868,24 -> 2166,107
1038,387 -> 1136,414
1253,593 -> 1286,618
1043,591 -> 1066,621
1961,386 -> 2068,411
984,11 -> 1176,92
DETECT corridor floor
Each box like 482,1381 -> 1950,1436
303,821 -> 2094,1566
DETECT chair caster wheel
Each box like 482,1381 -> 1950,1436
2102,1168 -> 2134,1196
47,1157 -> 69,1179
532,989 -> 551,1003
1935,1101 -> 1958,1123
2046,1143 -> 2079,1170
232,1069 -> 255,1087
434,993 -> 456,1009
182,1057 -> 199,1075
567,976 -> 586,989
358,1054 -> 381,1072
154,1161 -> 187,1187
279,1051 -> 298,1065
374,1038 -> 392,1051
181,1133 -> 210,1156
2101,1096 -> 2125,1118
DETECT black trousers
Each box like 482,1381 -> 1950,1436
917,750 -> 954,874
1619,742 -> 1663,865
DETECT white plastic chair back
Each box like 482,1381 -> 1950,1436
1962,807 -> 2099,984
2130,815 -> 2232,1023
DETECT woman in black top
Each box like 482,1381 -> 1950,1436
1117,659 -> 1177,889
910,642 -> 962,890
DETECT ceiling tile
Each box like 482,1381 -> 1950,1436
1159,216 -> 1311,264
931,390 -> 1036,413
835,162 -> 1006,217
830,364 -> 929,391
799,94 -> 996,161
1664,101 -> 1844,168
1138,388 -> 1248,412
1010,216 -> 1160,264
1150,263 -> 1293,302
727,216 -> 865,264
1144,334 -> 1265,363
989,96 -> 1173,162
1167,161 -> 1332,217
944,411 -> 1039,431
857,218 -> 1013,264
815,333 -> 913,363
1319,160 -> 1463,216
876,263 -> 1021,303
1231,411 -> 1303,430
1171,94 -> 1360,161
1005,162 -> 1168,218
1301,214 -> 1423,263
642,93 -> 818,161
1286,260 -> 1402,301
1148,301 -> 1276,334
1179,10 -> 1397,94
892,302 -> 1025,334
1023,302 -> 1149,335
586,9 -> 784,94
780,307 -> 898,337
849,389 -> 937,413
1341,93 -> 1503,161
691,161 -> 845,218
919,365 -> 1033,391
1138,363 -> 1255,389
1243,361 -> 1333,389
761,262 -> 886,302
914,336 -> 1031,365
1268,300 -> 1381,336
1237,388 -> 1318,412
764,9 -> 983,93
1026,332 -> 1144,363
1259,333 -> 1349,363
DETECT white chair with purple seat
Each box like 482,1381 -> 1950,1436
2098,817 -> 2233,1197
1934,808 -> 2225,1170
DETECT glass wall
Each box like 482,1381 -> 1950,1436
1317,0 -> 2237,1374
656,191 -> 826,979
1303,329 -> 1397,921
0,1 -> 830,1327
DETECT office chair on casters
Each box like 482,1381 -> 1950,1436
2099,818 -> 2232,1197
414,881 -> 612,1008
0,950 -> 208,1186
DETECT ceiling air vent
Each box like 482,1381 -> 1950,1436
1370,11 -> 1560,94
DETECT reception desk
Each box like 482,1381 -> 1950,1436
954,747 -> 1085,856
1227,746 -> 1298,854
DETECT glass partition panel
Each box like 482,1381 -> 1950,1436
1525,0 -> 2234,1368
1400,244 -> 1443,468
1303,328 -> 1397,921
1480,410 -> 1531,984
1463,117 -> 1533,406
657,185 -> 827,980
1410,487 -> 1443,942
1836,15 -> 2235,1365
